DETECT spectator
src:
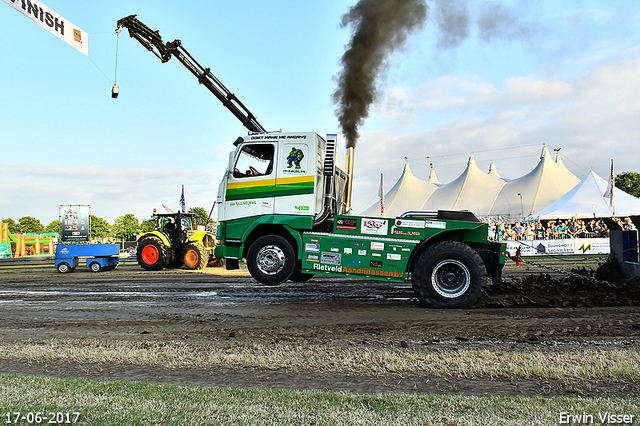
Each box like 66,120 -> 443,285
624,217 -> 637,231
512,222 -> 525,240
557,221 -> 568,238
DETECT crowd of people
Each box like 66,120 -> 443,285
488,217 -> 637,241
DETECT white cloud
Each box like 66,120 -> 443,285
350,52 -> 640,213
0,164 -> 224,225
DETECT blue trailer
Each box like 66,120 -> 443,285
55,244 -> 120,273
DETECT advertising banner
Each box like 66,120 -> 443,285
2,0 -> 88,55
60,205 -> 90,242
505,238 -> 610,256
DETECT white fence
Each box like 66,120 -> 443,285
504,238 -> 610,256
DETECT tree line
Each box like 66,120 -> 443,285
2,206 -> 214,242
3,172 -> 640,240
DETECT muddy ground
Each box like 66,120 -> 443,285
0,256 -> 639,397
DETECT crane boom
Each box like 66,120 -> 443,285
116,15 -> 267,134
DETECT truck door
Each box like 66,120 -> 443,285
274,137 -> 315,215
223,142 -> 276,220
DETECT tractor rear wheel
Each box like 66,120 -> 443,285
411,241 -> 487,308
137,236 -> 166,271
182,243 -> 208,270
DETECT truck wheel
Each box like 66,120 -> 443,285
137,236 -> 166,271
89,261 -> 101,273
411,241 -> 487,308
57,262 -> 72,273
247,235 -> 295,285
182,243 -> 208,270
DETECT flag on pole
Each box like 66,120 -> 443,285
603,159 -> 616,215
2,0 -> 88,55
378,173 -> 385,217
179,185 -> 187,213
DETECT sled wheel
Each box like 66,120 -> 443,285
57,262 -> 72,273
137,236 -> 166,271
247,235 -> 296,285
89,261 -> 101,273
182,243 -> 208,270
412,241 -> 487,308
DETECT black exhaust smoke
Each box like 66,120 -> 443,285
332,0 -> 428,149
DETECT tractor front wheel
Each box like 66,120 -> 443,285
137,236 -> 166,271
182,243 -> 208,270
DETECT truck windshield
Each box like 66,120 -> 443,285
233,144 -> 274,178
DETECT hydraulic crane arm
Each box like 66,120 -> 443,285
116,15 -> 267,134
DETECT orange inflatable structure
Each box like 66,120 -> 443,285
0,222 -> 57,258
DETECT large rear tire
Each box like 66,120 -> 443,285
247,235 -> 296,285
182,243 -> 208,270
411,241 -> 487,308
137,236 -> 166,271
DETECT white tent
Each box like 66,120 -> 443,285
361,162 -> 438,217
525,170 -> 640,220
487,145 -> 580,222
420,155 -> 506,216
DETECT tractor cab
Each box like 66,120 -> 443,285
153,212 -> 196,246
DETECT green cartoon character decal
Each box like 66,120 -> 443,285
286,147 -> 304,169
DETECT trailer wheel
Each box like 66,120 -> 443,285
57,262 -> 72,273
182,243 -> 208,270
89,261 -> 101,273
411,241 -> 487,308
247,235 -> 295,285
137,236 -> 165,271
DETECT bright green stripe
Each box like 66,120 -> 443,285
227,181 -> 313,201
274,181 -> 314,195
227,187 -> 274,201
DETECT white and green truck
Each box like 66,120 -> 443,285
118,15 -> 507,308
215,132 -> 507,308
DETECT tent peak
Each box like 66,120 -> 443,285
467,154 -> 476,166
428,164 -> 441,184
488,160 -> 501,177
540,144 -> 551,159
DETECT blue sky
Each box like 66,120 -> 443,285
1,0 -> 639,225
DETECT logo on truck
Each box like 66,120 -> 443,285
360,219 -> 388,236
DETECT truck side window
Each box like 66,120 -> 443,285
233,144 -> 274,178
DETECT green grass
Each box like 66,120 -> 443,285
1,339 -> 638,382
1,374 -> 639,425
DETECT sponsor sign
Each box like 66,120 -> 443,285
505,238 -> 610,256
306,254 -> 319,262
387,253 -> 402,261
394,219 -> 424,228
59,205 -> 90,242
361,218 -> 388,236
371,242 -> 384,251
305,243 -> 319,253
336,217 -> 358,231
425,220 -> 447,229
321,252 -> 341,265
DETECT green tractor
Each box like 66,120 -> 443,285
136,211 -> 222,270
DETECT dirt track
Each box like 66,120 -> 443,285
0,259 -> 639,396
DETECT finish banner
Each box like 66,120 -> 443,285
2,0 -> 88,56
